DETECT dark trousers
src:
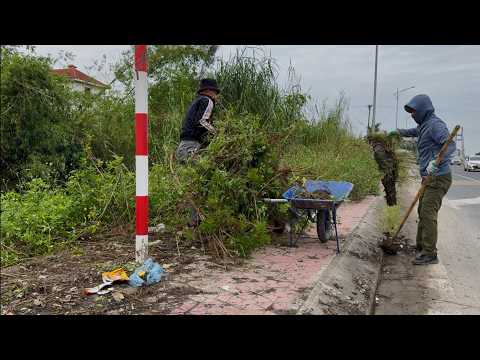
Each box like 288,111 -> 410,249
416,172 -> 452,256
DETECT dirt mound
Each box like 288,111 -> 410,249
296,188 -> 334,200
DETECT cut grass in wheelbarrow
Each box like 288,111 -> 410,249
265,180 -> 354,253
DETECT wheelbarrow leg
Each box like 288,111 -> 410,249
332,205 -> 340,254
287,207 -> 300,247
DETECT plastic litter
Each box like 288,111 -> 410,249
84,281 -> 114,295
102,268 -> 129,283
148,223 -> 166,233
84,268 -> 129,295
128,258 -> 166,287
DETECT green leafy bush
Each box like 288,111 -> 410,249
1,156 -> 134,266
1,179 -> 75,263
150,112 -> 285,257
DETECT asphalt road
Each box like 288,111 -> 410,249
375,165 -> 480,315
439,165 -> 480,313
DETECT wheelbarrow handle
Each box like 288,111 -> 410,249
263,198 -> 288,203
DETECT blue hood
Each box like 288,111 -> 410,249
399,93 -> 456,177
405,94 -> 435,125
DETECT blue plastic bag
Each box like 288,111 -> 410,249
146,262 -> 164,285
128,258 -> 165,287
128,271 -> 145,287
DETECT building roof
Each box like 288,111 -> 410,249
51,65 -> 108,88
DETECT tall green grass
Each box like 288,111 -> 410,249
280,95 -> 381,200
148,48 -> 308,165
215,48 -> 307,131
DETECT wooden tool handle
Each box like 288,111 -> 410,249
433,125 -> 461,167
392,125 -> 460,240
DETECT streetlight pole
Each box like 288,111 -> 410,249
395,87 -> 399,129
394,86 -> 415,129
367,104 -> 372,134
372,45 -> 378,131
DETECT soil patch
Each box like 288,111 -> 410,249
0,229 -> 241,315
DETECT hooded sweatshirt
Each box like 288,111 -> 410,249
398,94 -> 456,177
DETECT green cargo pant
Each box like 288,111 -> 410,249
416,172 -> 452,256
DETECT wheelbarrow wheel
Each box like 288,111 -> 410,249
316,209 -> 334,243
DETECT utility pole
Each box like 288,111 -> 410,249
372,45 -> 378,131
367,104 -> 372,134
457,126 -> 465,162
395,88 -> 398,129
394,86 -> 415,129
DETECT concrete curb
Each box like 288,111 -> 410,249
297,195 -> 385,315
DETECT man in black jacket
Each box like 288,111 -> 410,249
176,78 -> 221,162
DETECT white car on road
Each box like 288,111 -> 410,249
450,156 -> 462,165
464,155 -> 480,172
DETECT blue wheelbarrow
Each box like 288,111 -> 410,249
264,180 -> 354,253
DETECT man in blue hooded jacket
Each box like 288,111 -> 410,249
390,94 -> 455,265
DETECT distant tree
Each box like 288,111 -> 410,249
111,45 -> 219,115
113,45 -> 218,92
0,47 -> 83,187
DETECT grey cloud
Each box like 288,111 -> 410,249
34,45 -> 480,154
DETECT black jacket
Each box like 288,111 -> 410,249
179,95 -> 216,143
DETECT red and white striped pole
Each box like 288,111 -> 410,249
134,45 -> 148,262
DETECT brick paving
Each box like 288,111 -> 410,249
168,196 -> 377,315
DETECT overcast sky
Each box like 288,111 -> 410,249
34,45 -> 480,154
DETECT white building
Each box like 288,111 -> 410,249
51,65 -> 109,94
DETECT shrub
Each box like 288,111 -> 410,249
0,156 -> 134,266
149,111 -> 285,257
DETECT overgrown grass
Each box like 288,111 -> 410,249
395,149 -> 416,184
1,47 -> 384,265
378,204 -> 401,235
279,98 -> 381,200
215,48 -> 307,131
281,143 -> 381,200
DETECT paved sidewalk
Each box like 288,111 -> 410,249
168,196 -> 377,315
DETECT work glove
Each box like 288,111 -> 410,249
388,130 -> 399,137
426,159 -> 438,175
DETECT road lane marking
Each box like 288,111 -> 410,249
451,181 -> 479,186
452,172 -> 480,185
445,196 -> 480,210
